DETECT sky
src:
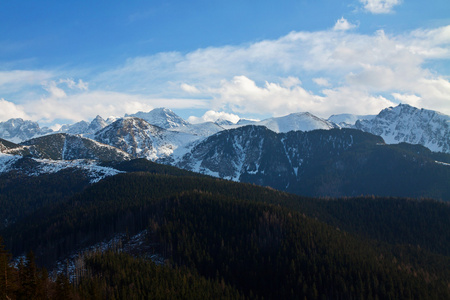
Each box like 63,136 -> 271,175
0,0 -> 449,127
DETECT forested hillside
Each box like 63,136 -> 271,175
1,161 -> 449,299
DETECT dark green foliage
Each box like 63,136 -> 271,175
3,172 -> 450,266
283,131 -> 450,199
151,191 -> 449,299
0,237 -> 77,299
0,166 -> 90,230
1,165 -> 449,299
77,251 -> 245,300
102,158 -> 204,177
298,197 -> 450,257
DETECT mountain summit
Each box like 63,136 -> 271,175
256,112 -> 337,133
355,104 -> 450,153
126,108 -> 190,129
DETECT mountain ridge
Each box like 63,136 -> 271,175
1,104 -> 449,154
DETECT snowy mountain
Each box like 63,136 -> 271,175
328,114 -> 375,127
175,126 -> 377,182
214,119 -> 236,126
169,122 -> 224,137
58,115 -> 108,136
221,112 -> 337,132
255,112 -> 337,133
174,125 -> 450,198
355,104 -> 450,153
0,118 -> 53,143
236,119 -> 257,126
126,108 -> 190,129
21,133 -> 130,161
88,115 -> 108,132
59,120 -> 90,135
94,117 -> 200,161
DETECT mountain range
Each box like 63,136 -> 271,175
1,105 -> 449,299
1,103 -> 448,152
0,103 -> 449,200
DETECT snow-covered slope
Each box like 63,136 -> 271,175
22,133 -> 130,161
355,104 -> 450,153
255,112 -> 336,133
94,117 -> 200,161
214,119 -> 236,126
88,115 -> 108,133
0,153 -> 123,183
126,108 -> 189,129
175,126 -> 382,182
59,120 -> 90,134
170,122 -> 224,137
0,138 -> 32,156
58,115 -> 108,136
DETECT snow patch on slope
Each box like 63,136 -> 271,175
0,153 -> 122,183
257,112 -> 336,133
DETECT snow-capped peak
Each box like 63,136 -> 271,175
0,118 -> 53,143
126,107 -> 190,129
255,112 -> 336,133
355,104 -> 450,153
89,115 -> 107,132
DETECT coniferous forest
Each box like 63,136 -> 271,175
0,159 -> 449,299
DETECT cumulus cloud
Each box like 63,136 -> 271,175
333,17 -> 357,31
188,110 -> 241,124
3,23 -> 450,123
59,78 -> 89,90
212,76 -> 395,118
43,81 -> 67,98
359,0 -> 402,14
180,83 -> 200,94
392,93 -> 422,107
23,89 -> 208,125
313,78 -> 330,87
0,98 -> 29,121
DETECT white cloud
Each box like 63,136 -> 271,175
23,90 -> 209,125
212,76 -> 395,118
281,77 -> 302,88
94,25 -> 450,116
313,78 -> 330,87
0,70 -> 53,87
59,78 -> 89,90
188,110 -> 240,124
0,98 -> 29,121
333,17 -> 357,31
43,81 -> 67,99
359,0 -> 402,14
0,70 -> 53,95
392,93 -> 422,107
180,83 -> 200,94
3,23 -> 450,123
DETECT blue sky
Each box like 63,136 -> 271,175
1,0 -> 449,127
